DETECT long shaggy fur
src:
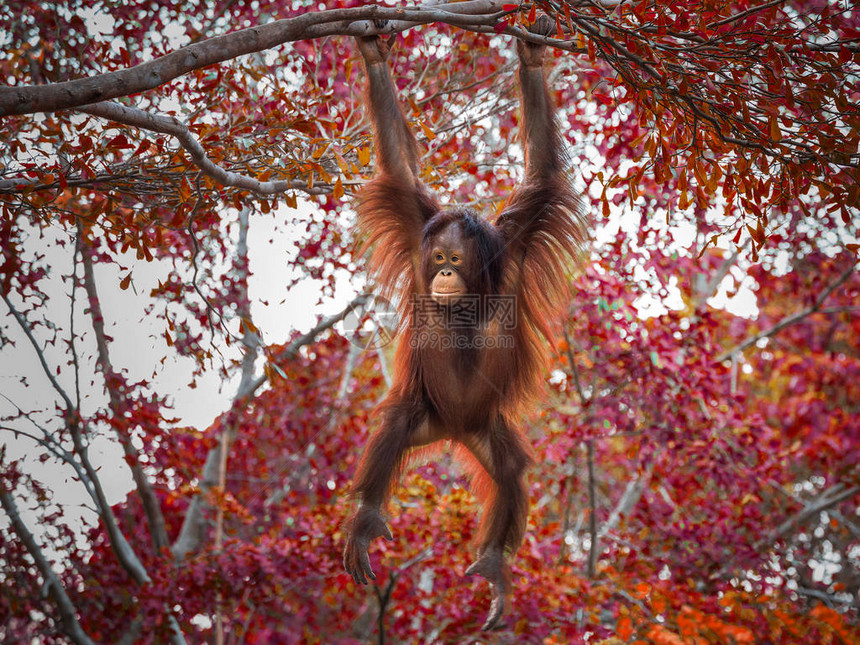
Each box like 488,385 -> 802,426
348,38 -> 589,570
356,174 -> 439,311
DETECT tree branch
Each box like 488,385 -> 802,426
0,166 -> 341,196
598,462 -> 653,539
78,221 -> 170,552
0,3 -> 514,116
172,293 -> 367,559
693,243 -> 746,309
3,284 -> 186,642
242,293 -> 370,401
717,261 -> 857,361
712,482 -> 860,582
586,439 -> 598,579
2,294 -> 75,411
770,483 -> 860,543
78,102 -> 334,196
66,415 -> 152,586
0,484 -> 96,645
172,208 -> 258,560
0,400 -> 98,507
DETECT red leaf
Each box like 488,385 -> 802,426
107,134 -> 133,150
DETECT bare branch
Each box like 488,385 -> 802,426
241,293 -> 370,401
0,398 -> 98,506
693,243 -> 746,308
79,102 -> 334,196
770,484 -> 860,542
336,343 -> 362,404
2,294 -> 75,411
599,462 -> 653,538
2,287 -> 185,641
172,292 -> 368,559
717,261 -> 858,361
712,482 -> 860,581
586,439 -> 598,579
78,221 -> 170,552
562,327 -> 588,405
66,415 -> 152,586
172,207 -> 258,560
0,485 -> 96,645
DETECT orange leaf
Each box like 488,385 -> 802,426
420,121 -> 436,141
617,615 -> 634,640
634,582 -> 651,599
178,178 -> 191,202
747,222 -> 764,246
119,274 -> 131,291
312,143 -> 328,160
769,115 -> 782,142
334,150 -> 350,174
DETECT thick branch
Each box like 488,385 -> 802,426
0,3 -> 511,116
0,166 -> 337,196
172,293 -> 367,558
0,485 -> 96,645
78,223 -> 170,552
172,208 -> 258,560
79,102 -> 333,196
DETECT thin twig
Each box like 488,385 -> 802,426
717,261 -> 857,361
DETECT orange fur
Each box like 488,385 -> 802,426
346,33 -> 588,595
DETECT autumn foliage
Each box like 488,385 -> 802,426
0,1 -> 858,643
